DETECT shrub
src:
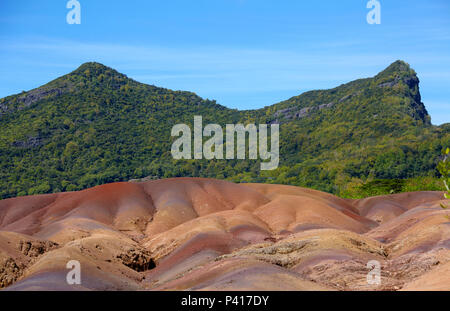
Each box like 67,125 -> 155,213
437,147 -> 450,209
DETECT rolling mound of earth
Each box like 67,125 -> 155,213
0,177 -> 449,291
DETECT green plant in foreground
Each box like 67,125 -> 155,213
438,147 -> 450,209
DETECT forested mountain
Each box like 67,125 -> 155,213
0,60 -> 448,199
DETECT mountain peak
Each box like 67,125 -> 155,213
76,61 -> 111,71
385,60 -> 411,72
373,60 -> 429,124
376,60 -> 416,79
71,62 -> 127,80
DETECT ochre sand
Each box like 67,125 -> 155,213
0,178 -> 449,290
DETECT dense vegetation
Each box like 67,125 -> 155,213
0,60 -> 448,199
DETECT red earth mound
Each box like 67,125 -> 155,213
0,178 -> 448,290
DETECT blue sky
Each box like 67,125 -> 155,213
0,0 -> 449,124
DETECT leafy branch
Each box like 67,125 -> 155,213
438,147 -> 450,209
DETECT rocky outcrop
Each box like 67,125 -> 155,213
0,84 -> 72,116
273,101 -> 336,123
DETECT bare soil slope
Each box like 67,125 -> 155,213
0,178 -> 448,290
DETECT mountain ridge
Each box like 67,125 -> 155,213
0,60 -> 448,199
0,60 -> 431,121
